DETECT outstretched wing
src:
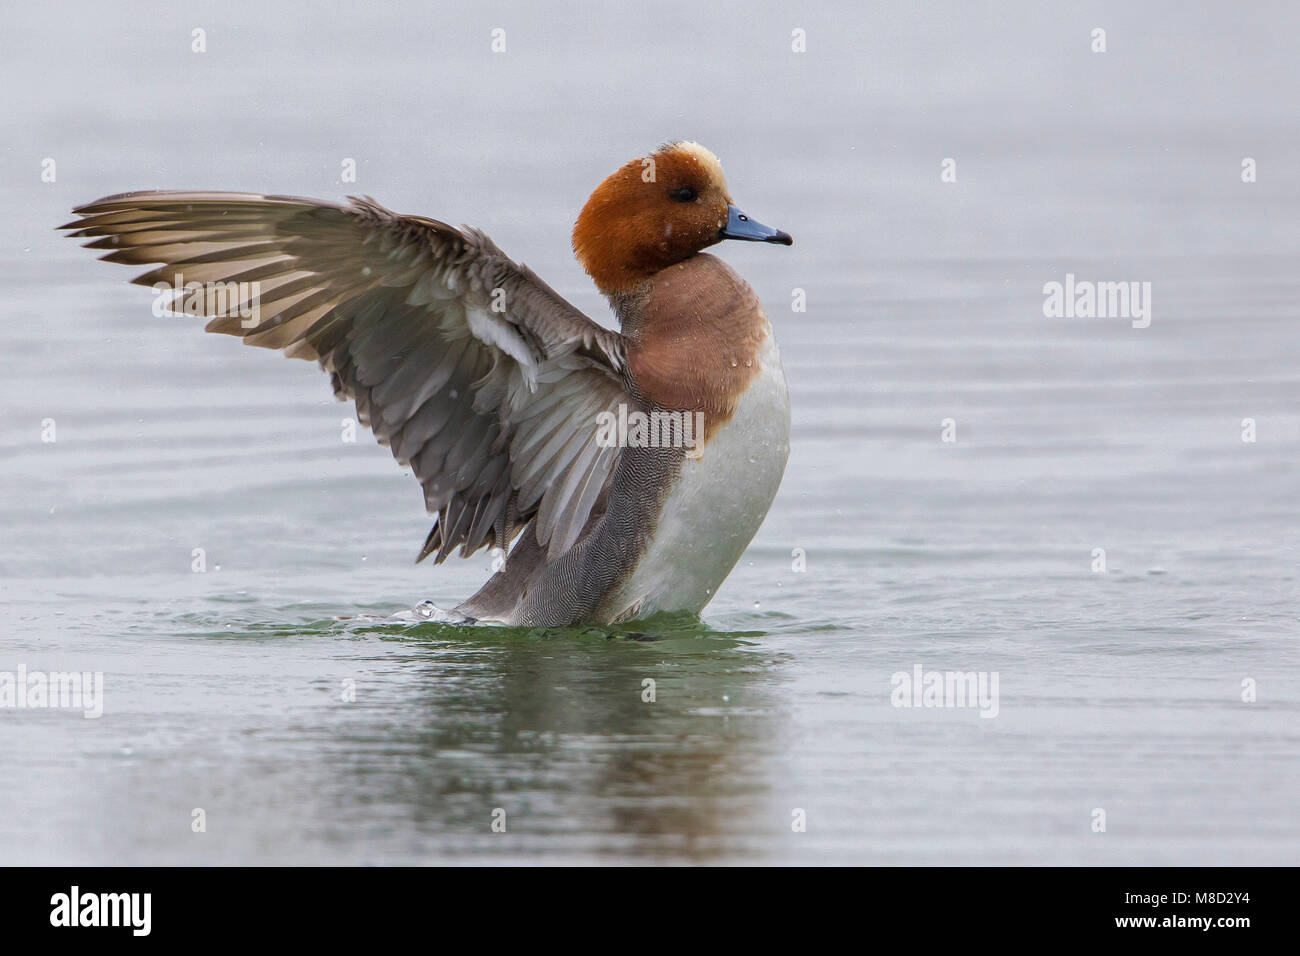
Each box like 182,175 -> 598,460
61,191 -> 630,561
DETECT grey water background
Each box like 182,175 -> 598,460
1,0 -> 1297,864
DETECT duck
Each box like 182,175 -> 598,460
61,141 -> 793,627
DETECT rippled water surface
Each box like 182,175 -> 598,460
1,1 -> 1297,864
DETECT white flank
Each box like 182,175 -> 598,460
604,324 -> 790,620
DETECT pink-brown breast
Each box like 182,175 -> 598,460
625,254 -> 770,442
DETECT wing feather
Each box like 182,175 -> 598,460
62,190 -> 632,562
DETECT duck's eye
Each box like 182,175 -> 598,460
669,187 -> 697,203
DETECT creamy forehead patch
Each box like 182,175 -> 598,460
663,141 -> 727,188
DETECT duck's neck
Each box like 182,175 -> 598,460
611,253 -> 771,419
608,254 -> 759,337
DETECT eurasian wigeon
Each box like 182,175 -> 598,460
61,141 -> 793,626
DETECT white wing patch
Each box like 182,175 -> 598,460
466,306 -> 539,389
